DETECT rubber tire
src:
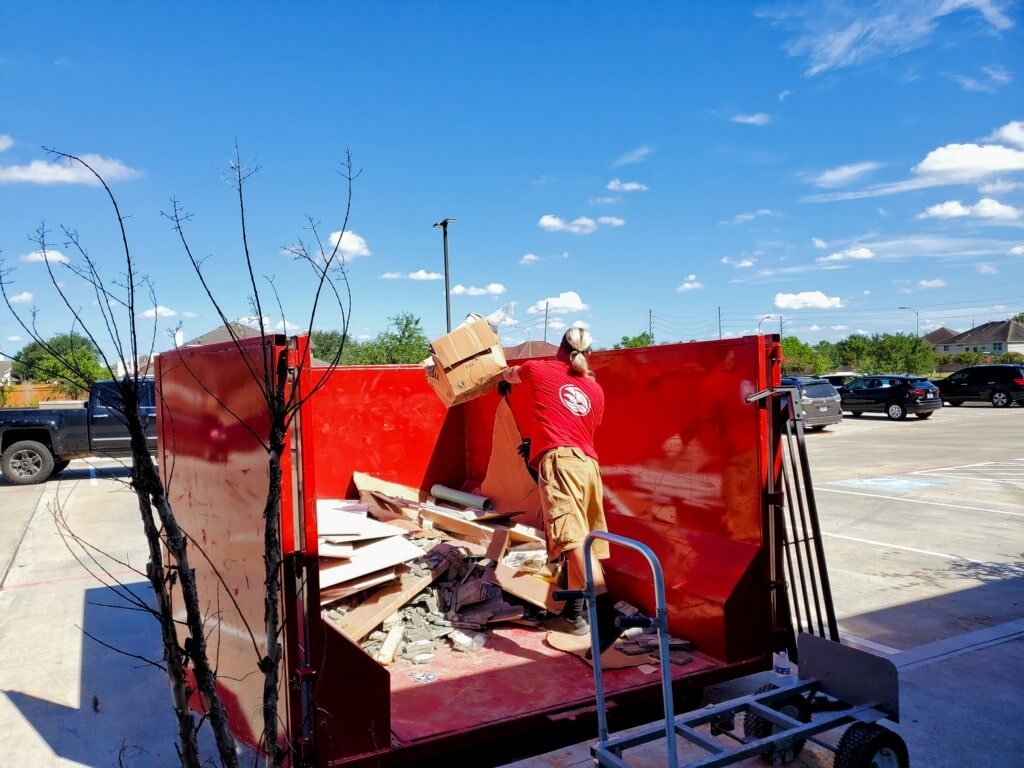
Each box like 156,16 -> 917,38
1,440 -> 55,485
834,722 -> 909,768
850,411 -> 863,417
915,412 -> 932,419
991,390 -> 1011,408
52,459 -> 72,475
808,425 -> 826,432
948,399 -> 963,407
742,683 -> 809,764
886,402 -> 907,421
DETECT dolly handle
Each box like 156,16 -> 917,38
553,589 -> 587,602
616,615 -> 656,630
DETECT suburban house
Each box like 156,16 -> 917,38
923,327 -> 958,348
930,320 -> 1024,357
502,340 -> 558,360
0,359 -> 12,386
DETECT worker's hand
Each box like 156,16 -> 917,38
517,438 -> 531,460
497,380 -> 512,397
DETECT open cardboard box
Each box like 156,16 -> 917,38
425,318 -> 507,406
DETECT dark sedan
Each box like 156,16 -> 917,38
933,364 -> 1024,408
838,375 -> 942,420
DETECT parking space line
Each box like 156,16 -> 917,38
895,620 -> 1024,671
823,531 -> 985,562
88,466 -> 98,487
817,487 -> 1024,518
910,471 -> 1024,488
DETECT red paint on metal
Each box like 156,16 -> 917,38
158,334 -> 783,766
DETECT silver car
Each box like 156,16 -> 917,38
782,376 -> 843,431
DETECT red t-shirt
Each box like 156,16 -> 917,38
516,359 -> 605,466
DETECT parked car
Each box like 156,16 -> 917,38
781,376 -> 843,431
932,364 -> 1024,408
822,371 -> 859,388
0,379 -> 156,485
837,375 -> 942,420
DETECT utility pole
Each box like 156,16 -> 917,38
543,302 -> 550,343
779,315 -> 784,336
718,306 -> 722,340
433,218 -> 456,332
648,309 -> 653,341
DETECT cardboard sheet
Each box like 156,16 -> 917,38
479,400 -> 544,530
545,631 -> 656,670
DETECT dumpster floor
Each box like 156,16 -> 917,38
389,624 -> 717,742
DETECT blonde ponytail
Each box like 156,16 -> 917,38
561,327 -> 595,378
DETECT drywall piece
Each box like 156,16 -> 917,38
317,509 -> 408,541
430,484 -> 494,511
316,499 -> 369,517
479,400 -> 543,529
508,523 -> 546,547
353,472 -> 427,503
319,536 -> 425,589
318,541 -> 355,558
545,631 -> 655,670
319,568 -> 396,605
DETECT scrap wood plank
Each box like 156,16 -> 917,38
335,545 -> 460,642
319,568 -> 396,605
418,507 -> 504,545
376,624 -> 405,666
319,535 -> 425,589
353,472 -> 427,503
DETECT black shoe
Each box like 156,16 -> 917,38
545,597 -> 589,636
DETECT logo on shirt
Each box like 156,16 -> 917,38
559,384 -> 591,416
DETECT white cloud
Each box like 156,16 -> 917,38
778,90 -> 792,102
917,198 -> 1022,220
357,334 -> 372,341
538,214 -> 598,235
547,318 -> 568,331
612,144 -> 654,167
590,195 -> 622,205
597,216 -> 625,227
0,135 -> 12,153
989,120 -> 1024,149
978,179 -> 1021,194
730,112 -> 772,126
327,230 -> 371,258
831,325 -> 849,331
918,278 -> 947,288
812,237 -> 828,249
775,291 -> 843,310
182,311 -> 198,319
20,249 -> 69,264
408,269 -> 443,281
7,335 -> 22,342
1011,245 -> 1024,255
677,274 -> 704,292
809,161 -> 882,188
863,290 -> 871,296
607,178 -> 648,192
451,283 -> 506,296
763,2 -> 1013,77
141,305 -> 177,318
0,153 -> 142,185
727,208 -> 776,224
238,315 -> 271,328
381,272 -> 404,279
527,291 -> 589,314
721,256 -> 756,268
808,324 -> 821,331
486,301 -> 517,327
816,246 -> 874,263
976,263 -> 998,274
275,320 -> 303,332
951,65 -> 1012,93
572,320 -> 589,329
9,291 -> 33,304
520,253 -> 540,266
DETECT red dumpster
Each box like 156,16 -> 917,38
155,333 -> 784,766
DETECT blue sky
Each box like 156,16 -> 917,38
1,1 -> 1022,358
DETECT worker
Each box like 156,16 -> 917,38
499,327 -> 624,654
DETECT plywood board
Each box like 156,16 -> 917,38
317,509 -> 408,540
418,508 -> 503,545
353,472 -> 427,503
319,536 -> 425,589
319,568 -> 396,605
479,400 -> 544,529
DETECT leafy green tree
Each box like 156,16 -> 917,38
12,332 -> 105,395
613,331 -> 654,349
1012,311 -> 1024,323
835,334 -> 876,372
781,336 -> 829,374
994,351 -> 1024,363
310,329 -> 345,362
869,333 -> 936,375
952,351 -> 985,366
812,340 -> 839,372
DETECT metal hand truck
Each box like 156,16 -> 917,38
556,531 -> 909,768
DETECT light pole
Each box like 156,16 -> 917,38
757,314 -> 772,333
899,306 -> 920,337
433,218 -> 456,332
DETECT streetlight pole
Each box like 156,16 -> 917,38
899,306 -> 920,337
757,314 -> 772,333
433,218 -> 456,332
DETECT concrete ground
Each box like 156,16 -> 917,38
1,404 -> 1021,766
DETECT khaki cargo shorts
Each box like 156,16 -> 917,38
538,447 -> 610,561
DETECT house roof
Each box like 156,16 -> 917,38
185,322 -> 265,347
0,360 -> 12,379
503,341 -> 558,360
942,320 -> 1024,346
923,326 -> 958,345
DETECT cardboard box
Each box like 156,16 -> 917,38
425,319 -> 507,406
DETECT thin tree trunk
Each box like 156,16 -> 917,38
261,430 -> 286,766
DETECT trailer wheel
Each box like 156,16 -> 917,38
742,683 -> 809,764
834,722 -> 908,768
1,440 -> 55,485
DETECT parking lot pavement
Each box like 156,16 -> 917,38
3,405 -> 1022,767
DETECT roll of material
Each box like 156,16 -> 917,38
430,484 -> 494,511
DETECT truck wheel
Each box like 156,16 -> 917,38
834,722 -> 908,768
52,459 -> 72,475
885,402 -> 906,420
1,440 -> 55,485
990,390 -> 1010,408
742,683 -> 809,763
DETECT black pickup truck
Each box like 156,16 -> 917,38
0,379 -> 156,485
